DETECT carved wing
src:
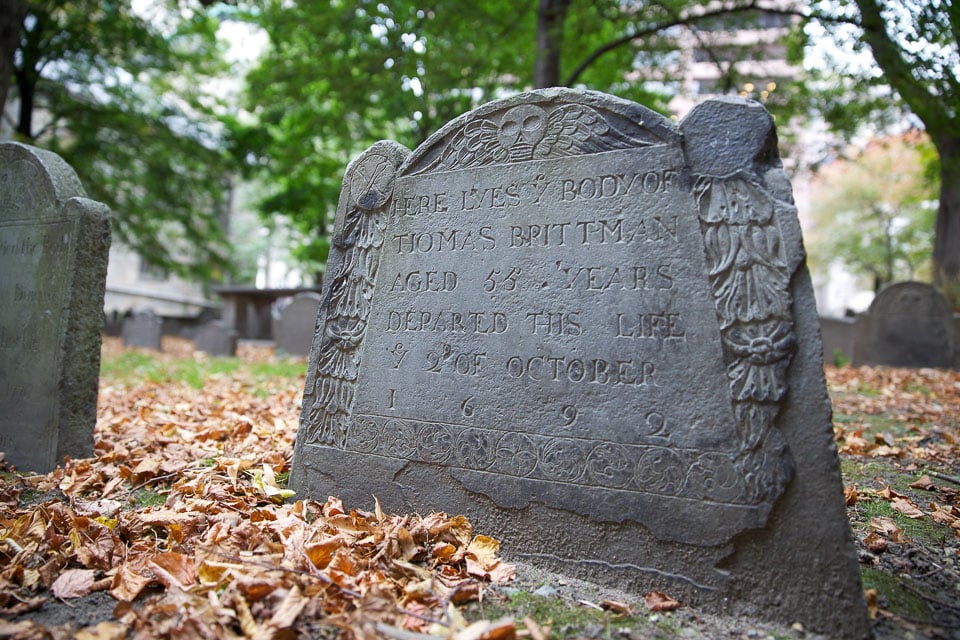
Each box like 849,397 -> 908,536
417,118 -> 509,173
535,104 -> 652,158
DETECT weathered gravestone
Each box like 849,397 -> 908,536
852,281 -> 955,368
122,309 -> 162,351
0,142 -> 111,473
275,292 -> 322,356
290,89 -> 869,637
194,319 -> 238,357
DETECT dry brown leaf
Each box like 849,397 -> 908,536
148,551 -> 196,591
844,484 -> 858,506
600,599 -> 633,615
864,588 -> 879,620
909,475 -> 935,490
267,586 -> 308,629
644,591 -> 683,611
863,531 -> 888,553
51,568 -> 97,599
109,562 -> 155,602
74,621 -> 127,640
890,497 -> 924,519
869,517 -> 908,543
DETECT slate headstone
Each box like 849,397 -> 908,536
290,90 -> 869,637
0,142 -> 111,472
194,319 -> 237,357
275,292 -> 322,356
852,281 -> 955,368
122,309 -> 162,351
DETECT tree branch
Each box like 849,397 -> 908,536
853,0 -> 941,131
563,0 -> 808,87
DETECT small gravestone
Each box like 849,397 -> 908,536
0,142 -> 111,473
852,281 -> 955,368
122,309 -> 162,351
290,90 -> 869,637
275,292 -> 322,356
194,319 -> 237,357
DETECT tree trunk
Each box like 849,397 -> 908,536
0,0 -> 28,121
932,133 -> 960,308
534,0 -> 571,88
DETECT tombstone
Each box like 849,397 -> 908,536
290,90 -> 869,637
851,281 -> 955,368
122,309 -> 162,351
0,142 -> 111,473
274,292 -> 322,356
820,316 -> 856,365
194,319 -> 237,357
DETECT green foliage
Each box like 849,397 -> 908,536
232,0 -> 726,267
800,0 -> 960,303
807,133 -> 939,290
7,1 -> 238,280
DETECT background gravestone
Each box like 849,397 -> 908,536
122,309 -> 163,351
275,292 -> 322,356
290,89 -> 869,637
194,319 -> 237,357
0,142 -> 111,473
851,281 -> 955,368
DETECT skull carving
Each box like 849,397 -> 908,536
498,105 -> 547,162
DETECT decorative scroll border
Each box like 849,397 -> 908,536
693,173 -> 795,503
301,148 -> 400,447
345,414 -> 747,503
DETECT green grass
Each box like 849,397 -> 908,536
130,487 -> 168,509
860,567 -> 932,622
100,351 -> 305,390
465,591 -> 681,639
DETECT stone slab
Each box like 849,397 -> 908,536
122,309 -> 162,351
290,89 -> 870,637
0,142 -> 111,473
275,292 -> 322,356
851,281 -> 955,368
194,319 -> 237,357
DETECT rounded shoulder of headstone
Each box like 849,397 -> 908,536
868,281 -> 952,315
680,97 -> 777,177
0,141 -> 86,204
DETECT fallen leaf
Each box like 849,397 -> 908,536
909,475 -> 935,490
147,551 -> 196,591
864,588 -> 878,620
644,591 -> 683,611
51,568 -> 98,599
600,599 -> 633,615
890,497 -> 924,519
863,531 -> 888,553
74,621 -> 127,640
870,517 -> 908,543
844,484 -> 858,506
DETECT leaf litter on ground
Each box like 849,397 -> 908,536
0,339 -> 958,639
1,338 -> 515,639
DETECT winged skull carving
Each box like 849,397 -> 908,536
415,104 -> 655,174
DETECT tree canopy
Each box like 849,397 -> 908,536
800,0 -> 960,304
808,132 -> 938,291
237,0 -> 960,306
235,0 -> 801,271
1,0 -> 237,280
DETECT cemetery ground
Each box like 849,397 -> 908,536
0,338 -> 957,640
